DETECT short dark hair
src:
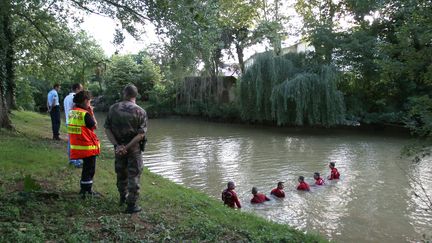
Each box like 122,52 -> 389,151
299,176 -> 305,181
53,83 -> 60,89
73,91 -> 92,104
314,172 -> 320,177
227,181 -> 235,188
277,181 -> 284,187
71,83 -> 81,91
330,162 -> 336,167
251,187 -> 258,194
123,84 -> 138,99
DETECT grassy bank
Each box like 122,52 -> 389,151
0,111 -> 325,242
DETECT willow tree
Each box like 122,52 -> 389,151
239,52 -> 345,126
271,65 -> 345,126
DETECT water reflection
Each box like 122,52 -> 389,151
408,155 -> 432,241
95,114 -> 432,242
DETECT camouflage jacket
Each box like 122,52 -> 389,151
104,100 -> 148,145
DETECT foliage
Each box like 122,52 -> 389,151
271,66 -> 345,126
104,54 -> 162,104
0,0 -> 152,128
11,7 -> 106,111
294,0 -> 432,134
295,0 -> 343,63
239,52 -> 345,126
146,0 -> 222,78
404,96 -> 432,138
15,77 -> 35,111
144,82 -> 176,118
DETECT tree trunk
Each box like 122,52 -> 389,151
4,0 -> 15,110
6,44 -> 16,110
0,0 -> 13,129
0,81 -> 12,129
236,43 -> 245,74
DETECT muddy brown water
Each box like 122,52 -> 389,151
96,115 -> 432,242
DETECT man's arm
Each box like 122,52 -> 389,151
124,133 -> 145,151
234,195 -> 241,208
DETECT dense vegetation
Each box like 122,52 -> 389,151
240,53 -> 345,126
0,0 -> 431,136
0,111 -> 325,242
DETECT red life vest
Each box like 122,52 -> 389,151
270,188 -> 285,198
251,193 -> 270,204
329,168 -> 340,180
67,107 -> 100,159
315,177 -> 325,185
297,182 -> 310,191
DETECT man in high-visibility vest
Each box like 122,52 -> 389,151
67,91 -> 100,197
104,84 -> 148,214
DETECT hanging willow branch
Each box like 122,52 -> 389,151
239,52 -> 345,126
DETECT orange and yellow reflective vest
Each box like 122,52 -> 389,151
67,107 -> 100,159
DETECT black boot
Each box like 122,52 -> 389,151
80,183 -> 100,199
125,203 -> 142,214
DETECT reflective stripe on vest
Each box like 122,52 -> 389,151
70,144 -> 100,150
67,126 -> 82,134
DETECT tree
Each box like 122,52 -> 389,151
218,0 -> 262,73
104,54 -> 162,103
0,0 -> 13,129
0,0 -> 151,129
295,0 -> 344,63
253,0 -> 288,56
12,12 -> 106,110
239,52 -> 345,126
146,0 -> 223,79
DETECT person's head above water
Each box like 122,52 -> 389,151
329,162 -> 336,168
314,172 -> 320,179
298,176 -> 305,182
227,181 -> 235,190
251,187 -> 258,195
277,181 -> 284,189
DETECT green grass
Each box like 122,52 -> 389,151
0,111 -> 326,242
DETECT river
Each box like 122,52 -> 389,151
97,115 -> 432,242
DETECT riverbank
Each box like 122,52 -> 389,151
141,102 -> 412,136
0,111 -> 325,242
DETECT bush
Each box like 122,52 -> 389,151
144,82 -> 176,118
104,54 -> 162,105
404,95 -> 432,138
16,77 -> 35,110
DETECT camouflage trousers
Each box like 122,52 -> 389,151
115,145 -> 143,205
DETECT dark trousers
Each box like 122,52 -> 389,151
50,105 -> 60,138
80,156 -> 96,192
115,146 -> 143,205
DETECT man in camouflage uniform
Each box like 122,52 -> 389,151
104,84 -> 148,214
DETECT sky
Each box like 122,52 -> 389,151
80,14 -> 157,56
